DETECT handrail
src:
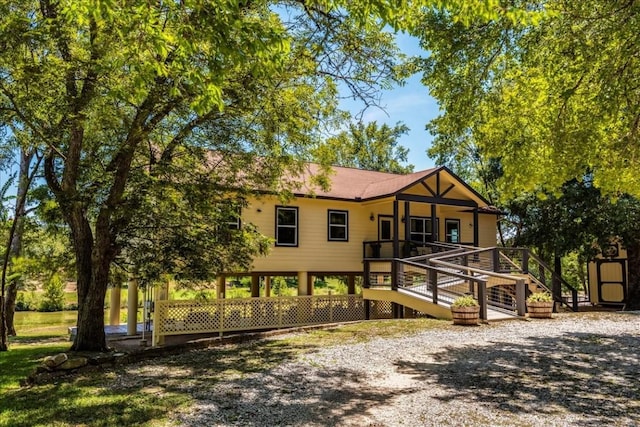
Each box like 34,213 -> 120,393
394,257 -> 493,320
524,250 -> 579,311
362,243 -> 578,318
428,258 -> 525,282
400,258 -> 485,282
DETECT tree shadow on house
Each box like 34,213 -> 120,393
393,332 -> 640,425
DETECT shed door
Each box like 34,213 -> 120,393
597,259 -> 626,305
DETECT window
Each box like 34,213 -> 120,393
226,207 -> 241,230
379,217 -> 393,241
276,206 -> 298,246
445,219 -> 460,243
216,205 -> 241,242
410,217 -> 439,244
328,210 -> 348,241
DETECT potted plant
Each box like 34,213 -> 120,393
451,294 -> 480,325
526,292 -> 554,318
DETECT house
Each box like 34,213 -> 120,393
122,163 -> 580,346
215,164 -> 501,297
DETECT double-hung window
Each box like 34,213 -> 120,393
328,210 -> 348,241
276,206 -> 298,246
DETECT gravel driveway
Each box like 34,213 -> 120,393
119,312 -> 640,426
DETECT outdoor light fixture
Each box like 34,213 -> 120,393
369,213 -> 374,221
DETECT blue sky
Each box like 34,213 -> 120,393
338,33 -> 440,172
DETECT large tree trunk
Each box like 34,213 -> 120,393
68,207 -> 112,352
5,149 -> 33,336
625,241 -> 640,311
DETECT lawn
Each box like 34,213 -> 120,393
0,314 -> 449,427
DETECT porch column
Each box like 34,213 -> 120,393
127,278 -> 139,336
431,203 -> 437,241
265,276 -> 271,297
297,271 -> 309,296
473,207 -> 479,247
251,275 -> 260,298
109,285 -> 121,326
347,275 -> 356,294
217,275 -> 226,299
393,200 -> 400,257
404,201 -> 411,256
153,280 -> 170,347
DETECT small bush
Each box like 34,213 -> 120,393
451,295 -> 479,308
15,292 -> 38,311
527,292 -> 553,303
64,302 -> 79,311
15,300 -> 31,311
38,273 -> 65,312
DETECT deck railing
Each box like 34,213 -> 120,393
152,294 -> 366,346
428,246 -> 581,311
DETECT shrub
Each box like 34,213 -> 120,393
64,302 -> 79,311
451,294 -> 479,308
15,292 -> 38,311
38,273 -> 65,312
527,292 -> 553,303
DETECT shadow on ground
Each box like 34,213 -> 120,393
393,332 -> 640,425
1,338 -> 403,426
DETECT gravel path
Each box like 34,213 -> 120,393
120,312 -> 640,426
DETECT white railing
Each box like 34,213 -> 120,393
152,294 -> 366,346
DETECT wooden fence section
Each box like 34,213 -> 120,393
153,295 -> 366,346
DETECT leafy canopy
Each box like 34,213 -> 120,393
415,0 -> 640,197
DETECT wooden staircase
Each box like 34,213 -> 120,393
363,243 -> 581,321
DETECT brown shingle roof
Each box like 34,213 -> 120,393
291,164 -> 439,200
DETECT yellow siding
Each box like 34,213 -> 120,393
247,196 -> 376,272
478,214 -> 498,248
240,193 -> 499,275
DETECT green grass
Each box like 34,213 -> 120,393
0,311 -> 452,426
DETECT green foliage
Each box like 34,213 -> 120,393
314,121 -> 414,173
415,0 -> 640,198
0,0 -> 547,349
451,294 -> 479,308
38,273 -> 65,312
527,292 -> 553,303
270,277 -> 298,297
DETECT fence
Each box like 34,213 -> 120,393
152,294 -> 368,346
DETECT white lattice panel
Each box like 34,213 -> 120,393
369,300 -> 393,319
154,295 -> 367,342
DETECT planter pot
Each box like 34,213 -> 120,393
451,306 -> 480,326
527,301 -> 553,318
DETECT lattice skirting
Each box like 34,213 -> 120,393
153,295 -> 367,344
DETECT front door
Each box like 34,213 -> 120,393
445,219 -> 460,243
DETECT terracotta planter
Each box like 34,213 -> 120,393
527,301 -> 553,318
451,306 -> 480,325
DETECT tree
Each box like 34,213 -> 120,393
0,0 -> 412,351
414,0 -> 640,308
314,121 -> 414,173
416,0 -> 640,196
0,1 -> 540,351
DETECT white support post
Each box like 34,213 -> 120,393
127,279 -> 139,336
